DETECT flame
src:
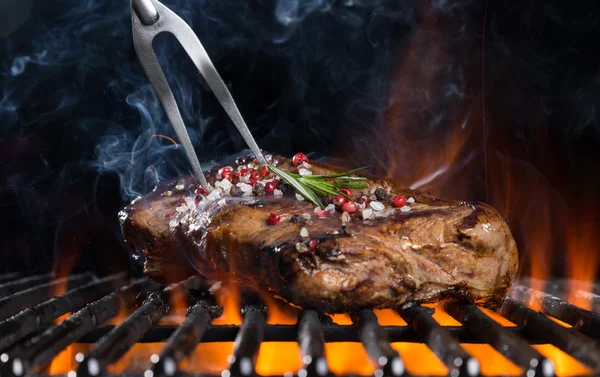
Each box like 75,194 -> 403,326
533,345 -> 593,377
160,283 -> 190,325
259,292 -> 297,325
212,284 -> 242,325
330,313 -> 353,325
392,343 -> 448,376
255,343 -> 301,375
374,309 -> 407,325
565,201 -> 599,310
462,344 -> 521,376
180,343 -> 234,374
46,345 -> 90,375
479,308 -> 516,327
424,303 -> 462,326
325,343 -> 374,375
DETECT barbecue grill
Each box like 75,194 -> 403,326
0,272 -> 598,377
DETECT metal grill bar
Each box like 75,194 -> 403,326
0,272 -> 51,296
0,272 -> 21,284
512,285 -> 600,338
573,290 -> 600,314
77,277 -> 203,377
0,278 -> 156,377
0,273 -> 127,354
0,271 -> 598,377
0,272 -> 94,321
297,310 -> 328,377
227,304 -> 266,377
444,302 -> 554,377
397,304 -> 480,377
149,299 -> 222,377
353,309 -> 405,376
501,298 -> 600,369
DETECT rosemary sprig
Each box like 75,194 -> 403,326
267,165 -> 369,209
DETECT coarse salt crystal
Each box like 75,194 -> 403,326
357,202 -> 366,209
298,168 -> 312,176
302,161 -> 312,169
206,190 -> 221,201
169,219 -> 178,228
175,206 -> 186,212
296,194 -> 305,201
341,211 -> 351,223
302,213 -> 312,220
400,205 -> 411,212
300,227 -> 309,237
296,243 -> 308,253
362,208 -> 373,220
238,183 -> 253,193
370,201 -> 385,211
220,178 -> 233,191
273,189 -> 283,196
407,197 -> 415,203
218,199 -> 227,207
325,204 -> 336,213
314,206 -> 321,213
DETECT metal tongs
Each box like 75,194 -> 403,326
130,0 -> 267,190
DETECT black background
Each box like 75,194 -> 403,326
1,0 -> 599,280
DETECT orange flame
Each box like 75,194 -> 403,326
533,345 -> 593,377
212,283 -> 242,325
44,303 -> 598,376
565,200 -> 599,310
160,283 -> 190,325
259,292 -> 297,325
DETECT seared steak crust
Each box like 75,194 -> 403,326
120,156 -> 518,312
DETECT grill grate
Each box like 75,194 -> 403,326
0,273 -> 598,377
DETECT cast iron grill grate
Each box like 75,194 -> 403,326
0,273 -> 599,377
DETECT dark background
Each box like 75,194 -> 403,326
1,0 -> 599,281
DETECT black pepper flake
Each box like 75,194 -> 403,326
252,183 -> 265,196
276,180 -> 294,195
290,214 -> 302,223
230,185 -> 243,197
375,187 -> 387,200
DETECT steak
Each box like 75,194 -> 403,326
120,156 -> 518,312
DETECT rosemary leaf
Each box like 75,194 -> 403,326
267,164 -> 369,209
267,166 -> 324,208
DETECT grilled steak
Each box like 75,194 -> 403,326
120,156 -> 518,312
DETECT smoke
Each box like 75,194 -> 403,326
0,0 -> 431,202
1,0 -> 599,276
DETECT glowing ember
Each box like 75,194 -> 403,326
533,345 -> 593,377
325,343 -> 374,375
462,344 -> 521,376
255,343 -> 301,375
424,303 -> 462,326
391,343 -> 448,376
374,309 -> 407,325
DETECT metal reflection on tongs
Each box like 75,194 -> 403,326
130,0 -> 267,190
